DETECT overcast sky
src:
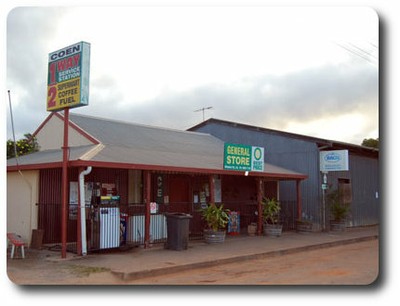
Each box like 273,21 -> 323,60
6,6 -> 378,145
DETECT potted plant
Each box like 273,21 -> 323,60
262,197 -> 283,237
200,203 -> 230,243
296,219 -> 313,232
328,189 -> 350,231
296,213 -> 313,232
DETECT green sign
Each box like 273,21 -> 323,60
224,143 -> 264,172
251,146 -> 264,171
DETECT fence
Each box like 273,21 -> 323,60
280,200 -> 297,230
36,200 -> 297,251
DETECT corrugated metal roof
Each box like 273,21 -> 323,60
188,118 -> 379,157
68,113 -> 222,154
7,145 -> 98,167
7,114 -> 307,179
92,145 -> 221,168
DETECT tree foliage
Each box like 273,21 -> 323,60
7,133 -> 39,159
361,138 -> 379,149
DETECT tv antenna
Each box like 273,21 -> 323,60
194,106 -> 213,121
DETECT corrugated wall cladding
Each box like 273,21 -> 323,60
192,122 -> 379,229
39,168 -> 129,205
327,154 -> 379,226
193,122 -> 323,227
39,168 -> 62,204
38,168 -> 62,243
38,167 -> 129,243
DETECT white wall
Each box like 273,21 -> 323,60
7,170 -> 39,246
36,115 -> 94,150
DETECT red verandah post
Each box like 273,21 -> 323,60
144,171 -> 151,248
209,175 -> 215,203
61,108 -> 69,258
296,180 -> 302,220
256,177 -> 263,235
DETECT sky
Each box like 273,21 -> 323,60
5,6 -> 378,145
3,1 -> 400,305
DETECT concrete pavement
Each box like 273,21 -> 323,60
44,225 -> 378,281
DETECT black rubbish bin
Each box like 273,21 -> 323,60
165,212 -> 192,251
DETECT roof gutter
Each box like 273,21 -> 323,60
71,160 -> 308,180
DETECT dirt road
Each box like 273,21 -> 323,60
7,239 -> 378,285
124,239 -> 379,285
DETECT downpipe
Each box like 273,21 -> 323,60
79,166 -> 92,255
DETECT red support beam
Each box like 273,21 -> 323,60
209,175 -> 215,203
61,109 -> 69,258
76,168 -> 83,256
144,171 -> 151,248
256,177 -> 263,235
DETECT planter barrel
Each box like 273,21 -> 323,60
330,220 -> 346,232
296,220 -> 313,233
203,229 -> 226,243
263,223 -> 282,237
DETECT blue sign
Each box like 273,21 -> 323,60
320,150 -> 349,172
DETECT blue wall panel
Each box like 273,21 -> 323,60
192,121 -> 379,229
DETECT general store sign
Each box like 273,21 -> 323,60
320,150 -> 349,172
224,143 -> 264,172
47,41 -> 90,111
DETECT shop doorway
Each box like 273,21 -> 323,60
168,175 -> 191,213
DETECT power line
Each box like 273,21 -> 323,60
335,41 -> 378,66
348,42 -> 377,59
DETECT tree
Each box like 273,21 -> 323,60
361,138 -> 379,149
7,133 -> 39,159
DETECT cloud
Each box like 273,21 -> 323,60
255,62 -> 378,125
7,7 -> 67,90
6,7 -> 71,139
5,7 -> 378,146
73,60 -> 377,145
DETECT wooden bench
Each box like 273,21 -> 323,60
7,233 -> 25,259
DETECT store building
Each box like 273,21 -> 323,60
189,118 -> 379,230
7,113 -> 307,253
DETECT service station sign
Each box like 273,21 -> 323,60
47,41 -> 90,112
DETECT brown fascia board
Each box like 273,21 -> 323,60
7,155 -> 307,181
70,160 -> 308,181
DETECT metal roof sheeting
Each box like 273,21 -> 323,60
7,114 -> 306,179
7,145 -> 98,167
